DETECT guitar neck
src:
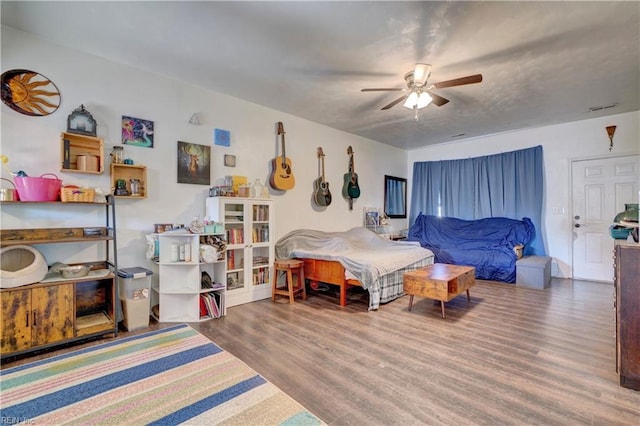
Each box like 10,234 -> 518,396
281,135 -> 286,161
277,121 -> 287,162
317,147 -> 326,180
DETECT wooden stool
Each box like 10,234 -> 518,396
272,259 -> 307,303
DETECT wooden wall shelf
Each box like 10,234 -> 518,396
60,132 -> 104,174
110,163 -> 147,199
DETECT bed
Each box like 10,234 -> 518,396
275,227 -> 434,310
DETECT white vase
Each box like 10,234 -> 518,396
253,179 -> 264,198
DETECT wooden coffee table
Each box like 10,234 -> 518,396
403,263 -> 476,319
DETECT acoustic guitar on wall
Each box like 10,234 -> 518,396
313,147 -> 332,207
342,146 -> 360,210
269,122 -> 295,190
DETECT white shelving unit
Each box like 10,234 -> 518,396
152,232 -> 226,322
206,197 -> 274,307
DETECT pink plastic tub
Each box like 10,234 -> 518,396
13,173 -> 62,202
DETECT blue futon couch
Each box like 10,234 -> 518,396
407,214 -> 535,283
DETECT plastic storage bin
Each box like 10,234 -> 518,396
118,267 -> 153,331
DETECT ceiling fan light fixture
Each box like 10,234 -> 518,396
403,91 -> 432,109
413,63 -> 431,86
416,92 -> 432,108
403,91 -> 419,109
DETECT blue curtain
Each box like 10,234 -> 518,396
409,145 -> 545,255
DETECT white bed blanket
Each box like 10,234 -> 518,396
275,227 -> 433,289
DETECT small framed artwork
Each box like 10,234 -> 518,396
122,115 -> 154,148
224,154 -> 236,167
365,210 -> 380,226
214,128 -> 230,147
227,272 -> 240,289
177,141 -> 211,185
67,105 -> 97,136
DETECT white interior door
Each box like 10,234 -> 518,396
571,155 -> 639,282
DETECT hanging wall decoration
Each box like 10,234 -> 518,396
224,154 -> 236,167
67,104 -> 97,136
606,125 -> 616,151
188,113 -> 200,125
214,128 -> 230,147
122,115 -> 154,147
1,69 -> 61,116
177,141 -> 211,185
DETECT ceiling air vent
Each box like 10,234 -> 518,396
589,103 -> 618,112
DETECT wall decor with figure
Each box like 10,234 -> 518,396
122,115 -> 154,147
177,141 -> 211,185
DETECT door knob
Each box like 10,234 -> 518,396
574,223 -> 581,228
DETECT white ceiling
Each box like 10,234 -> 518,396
2,1 -> 639,150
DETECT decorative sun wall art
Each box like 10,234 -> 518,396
122,115 -> 154,147
1,69 -> 61,116
177,141 -> 211,185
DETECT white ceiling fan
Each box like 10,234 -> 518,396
361,64 -> 483,120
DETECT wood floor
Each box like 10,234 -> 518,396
3,278 -> 640,425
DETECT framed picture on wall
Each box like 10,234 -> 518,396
224,154 -> 236,167
214,128 -> 230,147
67,105 -> 97,136
122,115 -> 154,147
177,141 -> 211,185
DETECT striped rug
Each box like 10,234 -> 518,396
0,324 -> 324,425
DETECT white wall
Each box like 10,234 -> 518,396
408,111 -> 640,278
4,26 -> 638,279
1,27 -> 408,269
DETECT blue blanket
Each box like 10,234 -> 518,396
407,214 -> 535,282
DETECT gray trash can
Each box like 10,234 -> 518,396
117,267 -> 153,331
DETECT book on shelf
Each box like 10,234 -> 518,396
63,138 -> 71,169
215,292 -> 224,316
226,228 -> 244,244
199,296 -> 208,318
200,292 -> 223,319
252,226 -> 269,243
253,256 -> 269,266
252,205 -> 269,222
252,266 -> 270,285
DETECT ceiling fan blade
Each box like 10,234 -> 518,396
427,91 -> 449,107
413,63 -> 431,86
433,74 -> 483,89
381,95 -> 408,110
361,88 -> 404,92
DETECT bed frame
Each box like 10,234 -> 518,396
301,258 -> 362,306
